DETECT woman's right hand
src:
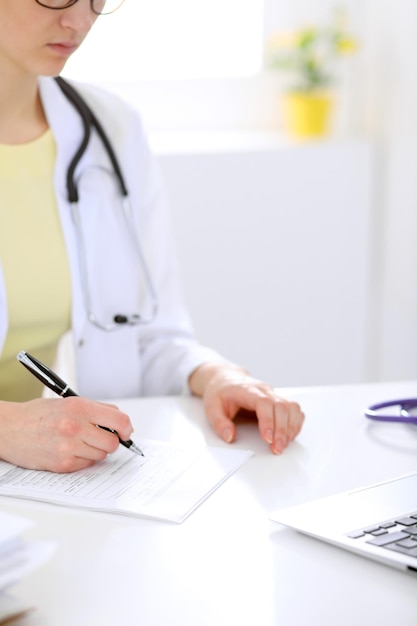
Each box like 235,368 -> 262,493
0,397 -> 134,472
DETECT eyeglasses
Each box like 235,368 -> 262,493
35,0 -> 125,16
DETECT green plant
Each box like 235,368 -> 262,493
265,8 -> 357,93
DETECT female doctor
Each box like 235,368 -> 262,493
0,0 -> 304,472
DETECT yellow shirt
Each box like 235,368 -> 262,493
0,130 -> 71,401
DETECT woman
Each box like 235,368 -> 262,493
0,0 -> 304,472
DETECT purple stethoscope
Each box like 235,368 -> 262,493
365,398 -> 417,425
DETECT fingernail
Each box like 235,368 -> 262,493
273,439 -> 285,454
222,428 -> 233,443
265,429 -> 273,444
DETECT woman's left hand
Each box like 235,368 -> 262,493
189,364 -> 305,454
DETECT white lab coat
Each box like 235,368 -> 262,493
0,77 -> 224,400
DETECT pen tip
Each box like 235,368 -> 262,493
131,444 -> 145,457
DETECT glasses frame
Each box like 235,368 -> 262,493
35,0 -> 125,16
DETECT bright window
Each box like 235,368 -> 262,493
63,0 -> 264,81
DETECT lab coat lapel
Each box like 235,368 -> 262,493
38,77 -> 104,332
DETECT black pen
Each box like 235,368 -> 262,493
16,350 -> 144,457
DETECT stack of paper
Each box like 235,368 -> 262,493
0,511 -> 54,624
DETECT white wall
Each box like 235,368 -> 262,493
364,0 -> 417,381
151,1 -> 417,386
156,138 -> 374,387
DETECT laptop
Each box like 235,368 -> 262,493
269,471 -> 417,574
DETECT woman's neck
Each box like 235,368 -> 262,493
0,75 -> 48,145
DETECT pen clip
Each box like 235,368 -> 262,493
17,351 -> 66,395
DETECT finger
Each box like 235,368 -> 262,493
50,408 -> 120,455
272,400 -> 305,453
255,395 -> 305,454
286,402 -> 305,441
83,424 -> 121,454
204,395 -> 237,443
51,455 -> 97,474
62,397 -> 134,442
254,396 -> 276,445
44,440 -> 105,472
97,402 -> 120,409
90,410 -> 133,442
271,400 -> 290,454
254,397 -> 290,454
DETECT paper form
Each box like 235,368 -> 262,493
0,441 -> 252,523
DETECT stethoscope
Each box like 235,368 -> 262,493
55,76 -> 158,331
364,398 -> 417,425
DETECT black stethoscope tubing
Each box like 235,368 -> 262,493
55,76 -> 128,202
53,76 -> 158,329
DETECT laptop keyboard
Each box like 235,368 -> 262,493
346,512 -> 417,558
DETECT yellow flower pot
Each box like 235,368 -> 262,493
282,92 -> 333,139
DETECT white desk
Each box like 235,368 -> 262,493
5,381 -> 417,626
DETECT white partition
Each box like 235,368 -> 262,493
155,137 -> 374,388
